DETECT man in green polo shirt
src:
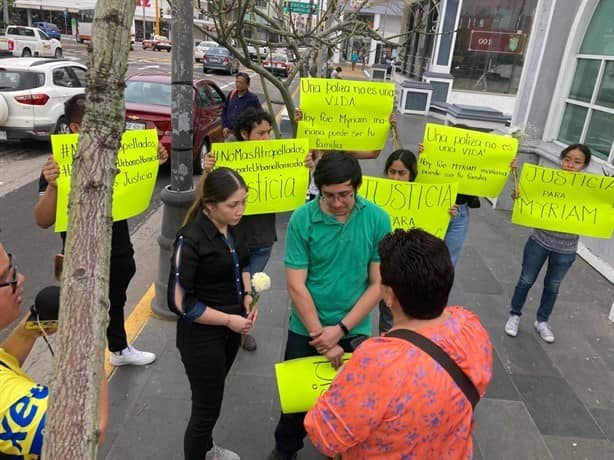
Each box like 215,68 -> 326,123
268,151 -> 391,460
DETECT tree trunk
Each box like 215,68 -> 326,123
42,1 -> 136,459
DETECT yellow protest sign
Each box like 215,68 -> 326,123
417,123 -> 517,196
512,164 -> 614,238
51,129 -> 159,232
213,138 -> 310,215
274,354 -> 352,414
297,78 -> 395,151
359,176 -> 457,239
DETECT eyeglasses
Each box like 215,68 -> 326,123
320,191 -> 355,203
0,253 -> 18,294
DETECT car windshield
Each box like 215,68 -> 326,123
207,48 -> 227,56
125,81 -> 171,106
199,41 -> 217,49
272,54 -> 286,61
0,70 -> 45,91
39,30 -> 50,40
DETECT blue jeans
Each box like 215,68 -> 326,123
273,331 -> 360,458
247,245 -> 273,275
444,203 -> 469,266
510,237 -> 576,322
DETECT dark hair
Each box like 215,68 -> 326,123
234,107 -> 273,140
64,93 -> 86,125
313,151 -> 362,191
236,72 -> 250,84
560,143 -> 591,165
183,167 -> 247,225
379,229 -> 454,320
384,149 -> 418,181
335,66 -> 342,72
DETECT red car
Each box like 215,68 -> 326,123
142,35 -> 172,52
263,53 -> 294,78
124,74 -> 225,174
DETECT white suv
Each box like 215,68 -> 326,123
0,58 -> 87,141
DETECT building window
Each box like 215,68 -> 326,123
557,0 -> 614,161
450,0 -> 537,95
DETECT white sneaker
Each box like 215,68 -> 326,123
504,315 -> 520,337
109,345 -> 156,366
205,443 -> 240,460
534,321 -> 555,343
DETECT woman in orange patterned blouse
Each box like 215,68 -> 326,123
305,229 -> 492,459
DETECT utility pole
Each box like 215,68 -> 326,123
152,0 -> 193,318
155,0 -> 160,35
3,0 -> 9,28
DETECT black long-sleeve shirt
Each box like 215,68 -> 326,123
167,211 -> 250,321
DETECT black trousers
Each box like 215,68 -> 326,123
176,313 -> 241,460
107,254 -> 136,352
273,330 -> 360,458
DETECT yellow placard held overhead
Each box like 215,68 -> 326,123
512,164 -> 614,238
297,78 -> 395,151
213,138 -> 310,215
417,123 -> 517,196
359,176 -> 458,239
51,129 -> 159,232
274,354 -> 352,414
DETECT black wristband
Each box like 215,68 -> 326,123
337,320 -> 349,335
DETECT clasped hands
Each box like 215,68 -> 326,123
310,325 -> 345,369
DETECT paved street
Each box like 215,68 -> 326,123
1,55 -> 613,459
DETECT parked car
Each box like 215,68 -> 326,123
124,74 -> 226,174
142,34 -> 171,52
202,47 -> 240,75
194,40 -> 218,62
33,21 -> 62,41
0,58 -> 87,141
0,26 -> 62,58
247,45 -> 267,62
263,53 -> 294,78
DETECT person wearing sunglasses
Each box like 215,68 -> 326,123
268,152 -> 391,460
0,244 -> 109,458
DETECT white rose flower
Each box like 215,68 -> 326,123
251,272 -> 271,293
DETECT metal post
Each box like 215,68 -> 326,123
152,0 -> 194,319
142,4 -> 146,40
3,0 -> 8,28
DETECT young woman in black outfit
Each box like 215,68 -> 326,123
168,167 -> 258,460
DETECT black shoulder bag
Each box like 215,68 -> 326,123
386,328 -> 480,409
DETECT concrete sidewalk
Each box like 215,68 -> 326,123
99,114 -> 614,460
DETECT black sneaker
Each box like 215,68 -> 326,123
267,449 -> 296,460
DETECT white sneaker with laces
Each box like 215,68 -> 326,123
534,321 -> 555,343
109,345 -> 156,366
205,443 -> 240,460
504,315 -> 520,337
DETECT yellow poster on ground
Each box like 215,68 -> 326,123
213,138 -> 310,215
359,176 -> 458,239
275,354 -> 352,414
51,129 -> 159,232
297,78 -> 395,151
511,164 -> 614,238
417,123 -> 517,196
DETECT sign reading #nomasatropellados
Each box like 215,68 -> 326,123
213,138 -> 310,215
297,78 -> 395,151
417,123 -> 518,196
359,176 -> 458,239
51,129 -> 159,232
512,164 -> 614,238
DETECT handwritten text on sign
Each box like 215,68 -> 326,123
213,138 -> 310,215
297,78 -> 394,151
275,354 -> 352,414
359,176 -> 458,239
511,164 -> 614,238
417,123 -> 517,196
51,130 -> 159,232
